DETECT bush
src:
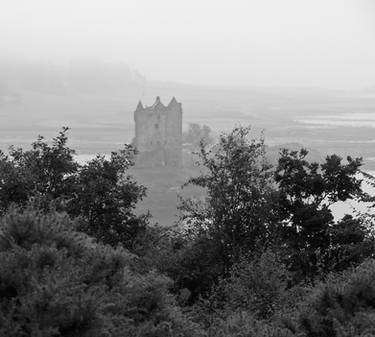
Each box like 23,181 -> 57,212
67,147 -> 149,249
222,251 -> 291,319
0,207 -> 202,337
206,311 -> 295,337
196,258 -> 375,336
297,259 -> 375,337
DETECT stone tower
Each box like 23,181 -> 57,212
133,96 -> 183,167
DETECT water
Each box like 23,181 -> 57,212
329,171 -> 375,220
298,112 -> 375,128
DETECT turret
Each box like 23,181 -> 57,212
151,96 -> 166,110
168,96 -> 178,107
135,100 -> 144,111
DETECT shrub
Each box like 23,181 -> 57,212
206,311 -> 296,337
297,259 -> 375,337
222,251 -> 292,319
0,207 -> 202,337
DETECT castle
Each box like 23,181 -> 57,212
133,96 -> 183,167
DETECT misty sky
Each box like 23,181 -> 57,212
1,0 -> 374,89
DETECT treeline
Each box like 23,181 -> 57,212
0,61 -> 145,95
0,126 -> 375,336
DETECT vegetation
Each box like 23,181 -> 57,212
0,127 -> 148,250
275,148 -> 364,282
0,207 -> 201,337
0,126 -> 374,336
183,123 -> 214,149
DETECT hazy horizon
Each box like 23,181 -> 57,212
1,0 -> 374,90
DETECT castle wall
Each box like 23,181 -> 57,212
165,105 -> 182,166
134,97 -> 182,167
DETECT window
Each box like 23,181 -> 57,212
155,123 -> 159,130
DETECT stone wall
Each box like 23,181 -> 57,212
133,96 -> 182,167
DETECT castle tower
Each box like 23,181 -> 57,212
134,96 -> 183,167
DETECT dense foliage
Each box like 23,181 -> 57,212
0,127 -> 78,212
0,126 -> 374,336
177,127 -> 276,297
0,127 -> 148,250
275,148 -> 364,281
0,207 -> 201,337
67,148 -> 148,248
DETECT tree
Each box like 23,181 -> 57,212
67,146 -> 149,249
183,123 -> 214,149
323,214 -> 375,273
179,126 -> 276,295
0,128 -> 148,250
275,148 -> 363,280
0,127 -> 78,213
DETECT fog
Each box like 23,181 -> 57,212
1,0 -> 374,89
1,0 -> 375,227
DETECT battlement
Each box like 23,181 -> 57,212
135,96 -> 181,113
134,97 -> 183,167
